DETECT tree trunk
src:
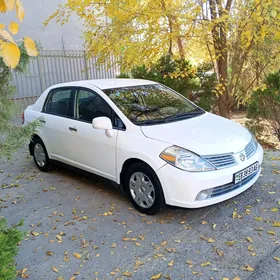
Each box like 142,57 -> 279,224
209,0 -> 233,118
218,96 -> 230,118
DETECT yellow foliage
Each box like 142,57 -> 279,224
9,21 -> 18,35
0,0 -> 36,68
0,29 -> 15,43
0,0 -> 7,13
4,0 -> 15,11
24,37 -> 38,56
15,0 -> 24,22
1,42 -> 20,68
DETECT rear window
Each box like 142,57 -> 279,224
44,88 -> 72,117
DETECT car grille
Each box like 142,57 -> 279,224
245,138 -> 257,159
211,171 -> 258,198
202,154 -> 236,169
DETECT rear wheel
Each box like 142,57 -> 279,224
125,163 -> 165,215
32,138 -> 50,172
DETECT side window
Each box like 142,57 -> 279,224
44,88 -> 72,117
76,89 -> 112,123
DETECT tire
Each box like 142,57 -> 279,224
125,162 -> 165,215
32,138 -> 50,172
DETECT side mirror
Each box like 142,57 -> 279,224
92,117 -> 113,137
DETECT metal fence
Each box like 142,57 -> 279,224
11,50 -> 119,112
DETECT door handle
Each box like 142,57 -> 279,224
69,126 -> 77,132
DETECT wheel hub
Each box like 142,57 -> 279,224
129,172 -> 155,208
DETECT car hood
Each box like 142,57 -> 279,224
140,112 -> 251,155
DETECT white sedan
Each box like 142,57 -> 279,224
23,79 -> 263,214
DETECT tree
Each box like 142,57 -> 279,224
0,0 -> 38,69
47,0 -> 280,118
0,0 -> 40,158
0,42 -> 41,158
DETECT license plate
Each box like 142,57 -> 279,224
234,162 -> 259,184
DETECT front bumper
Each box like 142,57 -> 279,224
156,144 -> 263,208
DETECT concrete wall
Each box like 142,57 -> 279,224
2,0 -> 84,50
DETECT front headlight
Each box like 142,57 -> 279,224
160,146 -> 216,172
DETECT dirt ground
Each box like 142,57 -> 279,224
231,112 -> 280,150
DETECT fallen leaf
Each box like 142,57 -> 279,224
226,240 -> 237,246
31,231 -> 40,236
135,242 -> 141,247
233,277 -> 241,280
73,253 -> 82,259
151,273 -> 161,279
273,257 -> 280,261
161,241 -> 168,246
122,271 -> 132,277
200,236 -> 215,243
122,237 -> 131,241
202,220 -> 208,225
268,192 -> 276,195
51,266 -> 58,273
246,237 -> 253,243
201,261 -> 211,267
242,265 -> 254,272
46,251 -> 53,256
192,271 -> 202,276
267,230 -> 275,235
186,260 -> 193,265
232,211 -> 242,219
111,243 -> 116,248
138,235 -> 145,240
168,260 -> 174,267
56,235 -> 62,242
20,268 -> 29,278
70,277 -> 76,280
212,223 -> 217,230
247,245 -> 254,251
254,217 -> 263,221
272,222 -> 280,227
270,208 -> 279,212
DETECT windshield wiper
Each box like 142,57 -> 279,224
164,110 -> 204,122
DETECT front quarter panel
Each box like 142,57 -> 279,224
116,129 -> 169,184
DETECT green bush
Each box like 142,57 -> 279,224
0,218 -> 24,280
120,55 -> 217,111
247,70 -> 280,141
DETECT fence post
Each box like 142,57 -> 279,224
83,51 -> 89,80
37,56 -> 44,93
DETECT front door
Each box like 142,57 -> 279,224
67,88 -> 118,181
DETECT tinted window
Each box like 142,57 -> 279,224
76,89 -> 112,122
44,88 -> 72,117
104,84 -> 204,125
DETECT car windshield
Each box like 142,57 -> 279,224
103,84 -> 204,125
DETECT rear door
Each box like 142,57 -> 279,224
40,87 -> 75,163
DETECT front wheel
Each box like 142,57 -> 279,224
125,163 -> 165,215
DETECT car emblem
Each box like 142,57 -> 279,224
239,153 -> 246,162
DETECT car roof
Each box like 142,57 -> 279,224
51,79 -> 157,90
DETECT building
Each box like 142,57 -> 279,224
2,0 -> 84,50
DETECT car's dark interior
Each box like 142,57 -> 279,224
78,95 -> 112,122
